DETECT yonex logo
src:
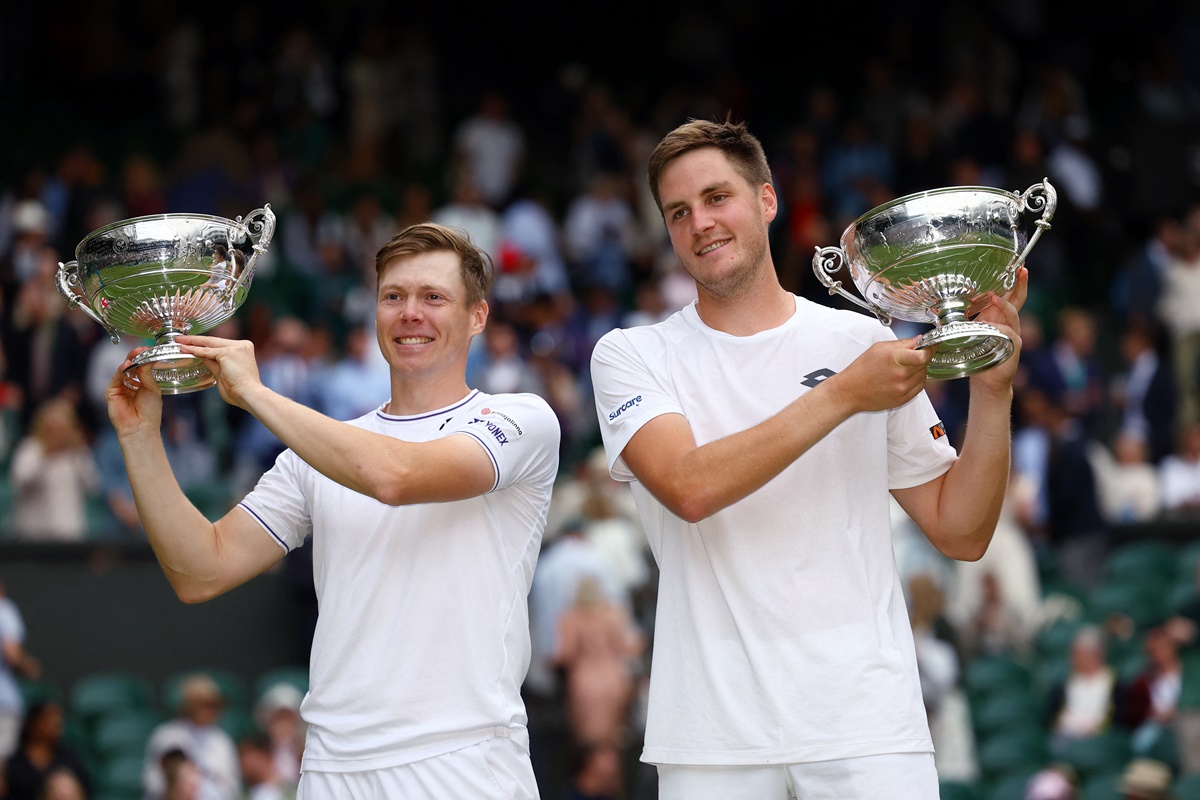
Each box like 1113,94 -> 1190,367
469,418 -> 510,445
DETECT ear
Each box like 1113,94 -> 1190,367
761,182 -> 779,223
470,300 -> 489,337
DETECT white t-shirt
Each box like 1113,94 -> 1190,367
240,390 -> 559,772
590,296 -> 958,766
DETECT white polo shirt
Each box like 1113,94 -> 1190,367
240,390 -> 559,772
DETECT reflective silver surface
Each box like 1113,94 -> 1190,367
57,206 -> 275,393
814,180 -> 1056,379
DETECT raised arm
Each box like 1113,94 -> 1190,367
106,361 -> 287,604
178,336 -> 496,505
620,336 -> 935,523
891,268 -> 1028,561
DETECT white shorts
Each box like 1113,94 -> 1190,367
657,752 -> 939,800
297,737 -> 540,800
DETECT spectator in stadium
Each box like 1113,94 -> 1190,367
143,674 -> 240,800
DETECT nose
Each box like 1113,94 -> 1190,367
689,204 -> 715,236
398,296 -> 424,322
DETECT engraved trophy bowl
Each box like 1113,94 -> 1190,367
56,205 -> 276,394
813,180 -> 1056,380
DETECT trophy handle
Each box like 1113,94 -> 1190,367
812,246 -> 893,326
229,204 -> 277,297
56,260 -> 121,344
1005,178 -> 1058,289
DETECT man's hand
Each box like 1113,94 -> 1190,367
970,266 -> 1029,394
824,336 -> 934,414
176,335 -> 266,412
106,350 -> 164,440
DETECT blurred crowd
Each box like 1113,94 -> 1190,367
3,1 -> 1200,798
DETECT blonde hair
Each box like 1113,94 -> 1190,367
374,222 -> 494,306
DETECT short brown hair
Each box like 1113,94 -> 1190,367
375,222 -> 495,306
647,118 -> 772,214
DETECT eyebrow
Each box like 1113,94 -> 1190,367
662,179 -> 737,215
379,281 -> 458,297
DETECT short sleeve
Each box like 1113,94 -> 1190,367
590,330 -> 683,482
238,450 -> 313,552
886,391 -> 959,490
450,393 -> 560,492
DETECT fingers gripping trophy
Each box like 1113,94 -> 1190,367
56,206 -> 277,394
813,179 -> 1057,380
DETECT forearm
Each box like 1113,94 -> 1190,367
647,385 -> 854,522
117,431 -> 224,591
239,386 -> 414,504
929,384 -> 1013,558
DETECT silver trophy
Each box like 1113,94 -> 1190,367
813,180 -> 1056,379
56,206 -> 276,394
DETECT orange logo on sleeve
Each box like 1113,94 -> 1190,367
930,422 -> 947,440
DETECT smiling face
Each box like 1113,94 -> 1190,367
375,249 -> 488,384
658,147 -> 777,302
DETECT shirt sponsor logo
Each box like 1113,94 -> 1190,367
469,417 -> 510,445
607,395 -> 643,422
801,368 -> 837,388
479,407 -> 524,437
930,422 -> 947,440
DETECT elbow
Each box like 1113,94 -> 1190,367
936,531 -> 994,562
949,544 -> 989,563
363,465 -> 413,507
172,580 -> 220,605
372,477 -> 411,507
671,486 -> 721,524
674,500 -> 710,524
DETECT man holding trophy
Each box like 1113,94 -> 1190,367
590,118 -> 1046,798
103,222 -> 558,799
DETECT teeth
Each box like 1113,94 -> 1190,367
398,337 -> 432,344
699,240 -> 727,255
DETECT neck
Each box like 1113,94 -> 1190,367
695,277 -> 795,336
385,375 -> 473,416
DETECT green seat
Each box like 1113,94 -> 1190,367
1179,539 -> 1200,582
18,677 -> 62,708
983,769 -> 1042,800
69,672 -> 157,724
1033,652 -> 1072,695
1053,730 -> 1133,781
939,780 -> 980,800
964,655 -> 1034,701
1035,618 -> 1084,661
161,668 -> 248,714
91,709 -> 162,761
1170,580 -> 1198,616
1175,772 -> 1200,800
976,729 -> 1049,780
1079,771 -> 1123,800
971,689 -> 1044,740
1104,540 -> 1178,585
95,752 -> 146,800
218,706 -> 259,742
1086,581 -> 1166,631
